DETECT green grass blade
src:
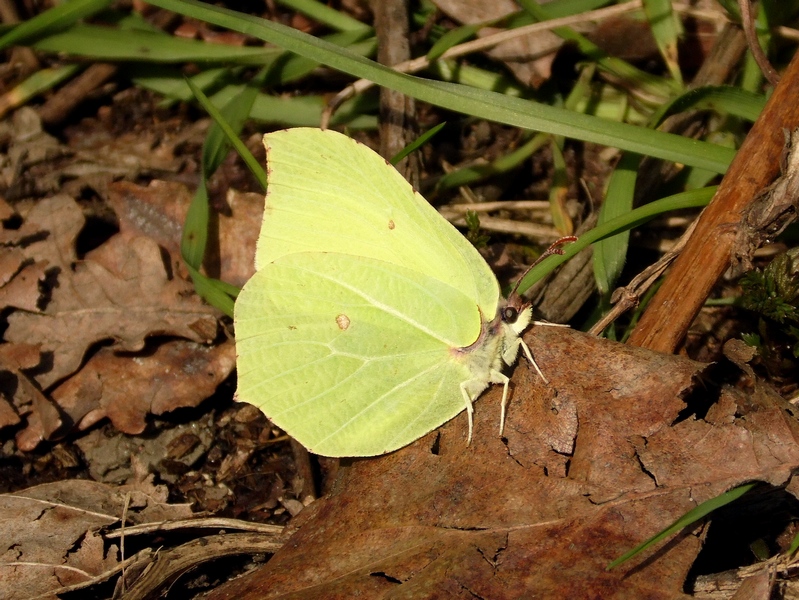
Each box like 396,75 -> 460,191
0,0 -> 113,50
642,0 -> 684,86
427,21 -> 488,62
181,74 -> 265,312
125,27 -> 374,113
185,77 -> 267,190
650,85 -> 766,126
143,0 -> 737,174
182,179 -> 210,272
256,31 -> 375,85
516,0 -> 681,100
275,0 -> 370,33
32,23 -> 284,63
549,62 -> 594,234
129,65 -> 231,106
248,89 -> 377,128
425,60 -> 527,97
601,83 -> 760,284
183,73 -> 265,268
548,137 -> 572,234
607,483 -> 758,569
540,0 -> 616,18
186,264 -> 237,317
436,133 -> 548,189
0,64 -> 81,114
787,529 -> 799,556
515,186 -> 718,294
34,24 -> 372,79
593,154 -> 638,295
203,70 -> 267,175
390,122 -> 446,165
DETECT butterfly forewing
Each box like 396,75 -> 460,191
256,128 -> 499,319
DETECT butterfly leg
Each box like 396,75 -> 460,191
459,383 -> 476,444
506,338 -> 549,384
492,370 -> 510,436
533,320 -> 570,329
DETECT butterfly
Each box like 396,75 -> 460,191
234,128 -> 571,457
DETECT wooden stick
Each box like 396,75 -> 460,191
627,50 -> 799,352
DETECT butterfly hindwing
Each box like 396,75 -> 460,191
235,251 -> 483,456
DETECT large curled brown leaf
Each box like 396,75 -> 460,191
206,326 -> 799,599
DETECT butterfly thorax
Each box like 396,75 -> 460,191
452,298 -> 532,382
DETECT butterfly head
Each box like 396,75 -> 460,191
499,236 -> 578,336
501,292 -> 532,336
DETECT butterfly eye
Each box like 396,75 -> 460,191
502,306 -> 519,323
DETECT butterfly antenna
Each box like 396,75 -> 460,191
509,236 -> 578,298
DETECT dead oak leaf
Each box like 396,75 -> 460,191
52,339 -> 236,435
431,0 -> 560,87
4,197 -> 218,389
0,198 -> 14,220
65,117 -> 185,178
0,108 -> 67,201
0,247 -> 27,286
0,343 -> 64,450
0,259 -> 48,312
0,194 -> 82,258
218,188 -> 263,287
207,327 -> 799,599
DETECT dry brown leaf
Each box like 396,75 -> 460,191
106,179 -> 192,275
0,479 -> 193,600
206,326 -> 799,599
2,106 -> 194,207
0,193 -> 230,448
3,196 -> 218,389
0,343 -> 60,448
0,108 -> 66,201
3,194 -> 83,261
0,260 -> 47,313
431,0 -> 560,86
0,198 -> 15,220
0,398 -> 19,430
63,117 -> 184,179
107,180 -> 263,286
217,188 -> 263,286
0,247 -> 26,285
74,412 -> 216,484
728,566 -> 773,599
52,339 -> 236,435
